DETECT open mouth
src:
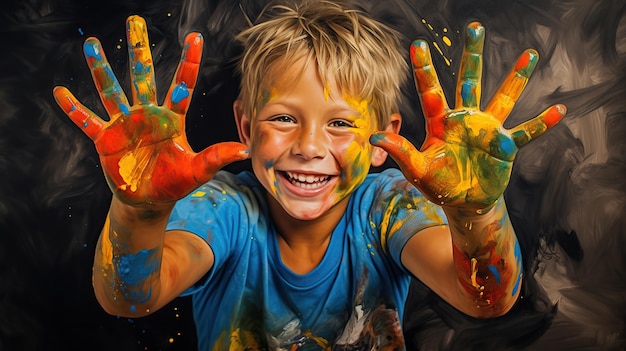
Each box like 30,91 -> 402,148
283,171 -> 332,190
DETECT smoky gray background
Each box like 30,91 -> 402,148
0,0 -> 624,350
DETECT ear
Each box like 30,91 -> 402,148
233,100 -> 252,146
371,113 -> 402,167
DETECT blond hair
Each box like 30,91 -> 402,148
235,0 -> 408,128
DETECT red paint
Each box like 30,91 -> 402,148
515,51 -> 531,71
544,104 -> 566,128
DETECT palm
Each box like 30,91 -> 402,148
94,104 -> 197,204
417,110 -> 515,209
372,22 -> 565,210
54,16 -> 247,205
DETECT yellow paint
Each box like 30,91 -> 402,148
470,257 -> 479,288
323,82 -> 331,102
100,216 -> 114,268
379,195 -> 399,254
118,144 -> 153,193
191,191 -> 206,197
127,16 -> 149,49
443,36 -> 452,46
433,42 -> 451,66
303,331 -> 331,350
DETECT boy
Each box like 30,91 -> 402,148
53,0 -> 565,349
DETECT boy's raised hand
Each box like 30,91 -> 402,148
54,16 -> 248,206
371,22 -> 566,211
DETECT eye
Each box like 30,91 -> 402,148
329,119 -> 354,128
269,114 -> 296,123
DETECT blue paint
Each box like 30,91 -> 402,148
369,133 -> 385,144
499,137 -> 516,156
487,265 -> 501,284
511,240 -> 523,296
118,101 -> 130,115
78,27 -> 84,36
171,82 -> 190,103
461,81 -> 476,106
134,61 -> 151,76
114,248 -> 159,303
83,41 -> 102,60
129,305 -> 136,313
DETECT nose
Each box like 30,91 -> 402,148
292,124 -> 327,160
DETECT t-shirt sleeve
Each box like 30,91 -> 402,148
369,169 -> 447,271
166,171 -> 261,294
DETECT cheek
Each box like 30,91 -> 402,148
335,137 -> 373,191
250,125 -> 286,157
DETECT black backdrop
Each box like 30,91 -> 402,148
1,0 -> 625,350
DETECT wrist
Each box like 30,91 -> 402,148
110,196 -> 176,223
444,196 -> 523,316
442,196 -> 507,236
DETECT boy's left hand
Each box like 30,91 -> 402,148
371,22 -> 566,211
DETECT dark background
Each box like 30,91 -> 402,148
0,0 -> 624,350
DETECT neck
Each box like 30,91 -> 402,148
268,195 -> 349,274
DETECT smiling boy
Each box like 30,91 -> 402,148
53,0 -> 565,349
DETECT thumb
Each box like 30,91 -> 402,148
370,132 -> 427,183
192,142 -> 249,184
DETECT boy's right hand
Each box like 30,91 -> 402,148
53,16 -> 248,206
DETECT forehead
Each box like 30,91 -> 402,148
260,56 -> 365,104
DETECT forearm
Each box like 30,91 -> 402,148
444,197 -> 523,318
93,197 -> 174,317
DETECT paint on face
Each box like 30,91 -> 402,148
334,96 -> 377,197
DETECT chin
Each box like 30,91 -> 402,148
280,200 -> 333,221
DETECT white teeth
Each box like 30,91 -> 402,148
285,171 -> 330,189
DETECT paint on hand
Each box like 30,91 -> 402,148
84,39 -> 130,116
118,142 -> 154,192
171,82 -> 190,104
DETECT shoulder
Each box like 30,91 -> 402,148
352,168 -> 420,206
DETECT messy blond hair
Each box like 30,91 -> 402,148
235,0 -> 408,128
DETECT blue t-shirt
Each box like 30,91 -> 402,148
166,168 -> 446,350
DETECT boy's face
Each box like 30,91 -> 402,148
235,58 -> 399,220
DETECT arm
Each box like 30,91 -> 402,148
53,16 -> 248,317
92,199 -> 214,317
372,22 -> 566,318
401,200 -> 520,318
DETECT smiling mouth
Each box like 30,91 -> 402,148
283,171 -> 332,190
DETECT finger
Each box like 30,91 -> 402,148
164,32 -> 204,117
456,22 -> 485,110
510,104 -> 566,147
410,40 -> 449,138
126,15 -> 157,106
83,37 -> 131,120
53,86 -> 105,140
370,132 -> 427,182
484,49 -> 539,122
192,142 -> 250,184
